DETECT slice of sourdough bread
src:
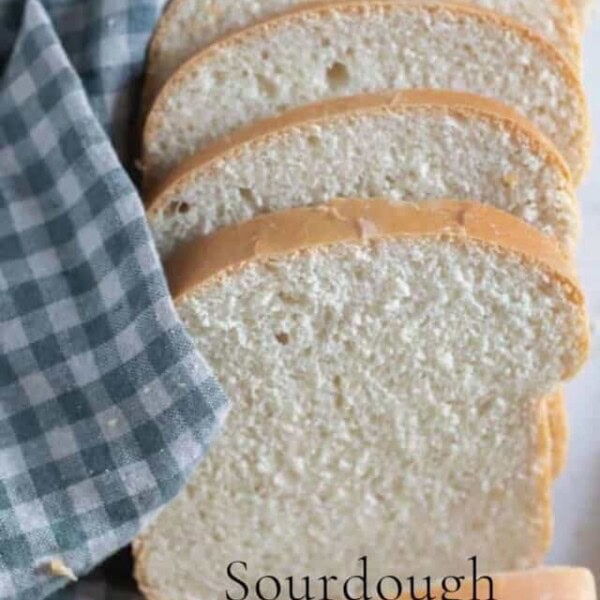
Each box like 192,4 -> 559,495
146,90 -> 579,257
142,1 -> 589,187
143,0 -> 581,106
134,200 -> 589,599
422,567 -> 597,599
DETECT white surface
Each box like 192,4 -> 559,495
548,23 -> 600,577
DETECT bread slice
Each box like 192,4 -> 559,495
146,90 -> 579,257
134,200 -> 589,599
142,1 -> 589,187
422,567 -> 597,599
547,390 -> 569,477
143,0 -> 581,107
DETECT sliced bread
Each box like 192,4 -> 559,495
422,567 -> 597,599
146,90 -> 578,257
135,200 -> 589,599
143,0 -> 581,106
142,1 -> 589,186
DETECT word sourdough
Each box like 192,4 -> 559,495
226,556 -> 496,600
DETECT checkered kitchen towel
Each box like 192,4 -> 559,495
0,1 -> 230,599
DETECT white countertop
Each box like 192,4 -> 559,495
548,21 -> 600,577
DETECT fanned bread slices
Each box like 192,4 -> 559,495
142,1 -> 589,187
146,91 -> 579,257
135,200 -> 589,600
422,567 -> 597,599
143,0 -> 581,106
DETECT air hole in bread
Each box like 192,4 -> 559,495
277,291 -> 300,306
307,135 -> 321,148
177,202 -> 190,214
333,375 -> 344,409
326,61 -> 350,91
239,187 -> 258,205
477,398 -> 496,418
261,49 -> 270,60
256,73 -> 277,98
275,332 -> 290,346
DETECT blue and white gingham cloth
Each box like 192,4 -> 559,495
0,1 -> 230,598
